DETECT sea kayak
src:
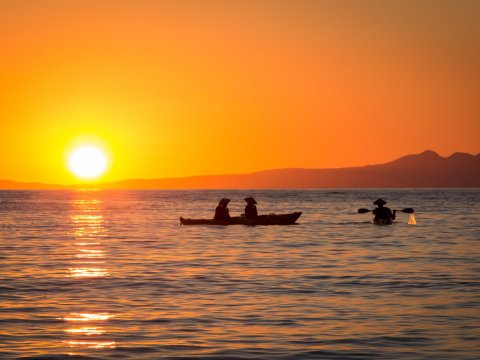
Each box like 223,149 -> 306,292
180,212 -> 302,226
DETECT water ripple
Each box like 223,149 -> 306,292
1,189 -> 479,359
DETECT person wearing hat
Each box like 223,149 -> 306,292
244,197 -> 258,219
214,198 -> 231,221
373,198 -> 396,222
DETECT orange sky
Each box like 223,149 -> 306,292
1,0 -> 479,184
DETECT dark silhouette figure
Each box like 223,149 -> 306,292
214,198 -> 231,221
244,197 -> 258,219
373,198 -> 396,222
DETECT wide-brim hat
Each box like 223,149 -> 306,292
244,197 -> 257,204
219,198 -> 231,205
373,198 -> 387,205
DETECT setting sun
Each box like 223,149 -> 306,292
68,146 -> 108,179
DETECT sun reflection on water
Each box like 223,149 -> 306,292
63,313 -> 115,322
63,340 -> 116,349
68,193 -> 109,278
63,190 -> 116,351
64,327 -> 105,335
68,268 -> 109,277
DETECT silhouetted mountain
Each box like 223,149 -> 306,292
0,179 -> 66,190
93,150 -> 480,189
1,150 -> 479,189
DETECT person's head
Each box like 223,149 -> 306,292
244,197 -> 257,205
219,198 -> 230,206
373,198 -> 387,207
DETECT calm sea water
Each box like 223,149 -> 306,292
0,189 -> 479,360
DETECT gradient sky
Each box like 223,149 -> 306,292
1,0 -> 479,184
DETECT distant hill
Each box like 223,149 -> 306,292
1,150 -> 479,189
100,150 -> 479,189
0,179 -> 66,190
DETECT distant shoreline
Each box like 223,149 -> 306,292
1,188 -> 479,192
1,150 -> 479,189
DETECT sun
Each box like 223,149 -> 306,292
68,146 -> 108,179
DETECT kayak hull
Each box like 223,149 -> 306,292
180,212 -> 302,226
372,218 -> 394,226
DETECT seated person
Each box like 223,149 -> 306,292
214,198 -> 231,220
244,197 -> 258,219
373,198 -> 396,222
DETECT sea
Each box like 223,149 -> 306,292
0,189 -> 479,360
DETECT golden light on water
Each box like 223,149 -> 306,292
62,191 -> 116,351
64,327 -> 105,335
68,268 -> 110,278
71,199 -> 102,206
78,249 -> 105,255
71,215 -> 105,237
62,313 -> 115,349
63,313 -> 115,322
63,340 -> 116,349
75,253 -> 105,259
71,214 -> 104,222
71,212 -> 107,265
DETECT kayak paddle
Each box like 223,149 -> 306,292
358,208 -> 371,214
358,207 -> 414,214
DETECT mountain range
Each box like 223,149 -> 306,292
1,150 -> 479,189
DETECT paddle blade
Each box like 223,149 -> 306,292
408,213 -> 417,224
358,208 -> 371,214
401,208 -> 414,213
